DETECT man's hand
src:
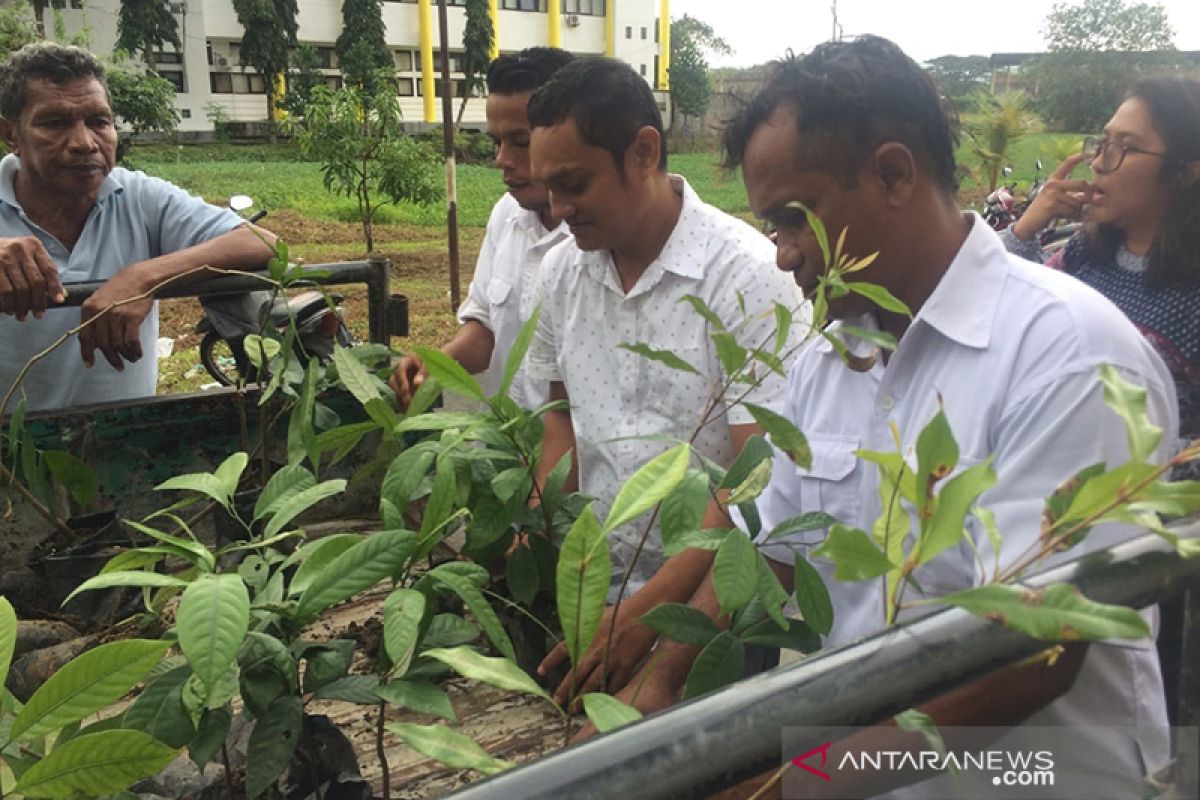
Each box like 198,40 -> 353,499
569,658 -> 680,743
538,603 -> 660,706
388,354 -> 428,409
78,267 -> 153,370
0,236 -> 66,321
1010,154 -> 1094,242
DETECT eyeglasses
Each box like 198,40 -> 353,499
1083,136 -> 1170,174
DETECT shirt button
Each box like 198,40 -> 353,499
879,395 -> 895,412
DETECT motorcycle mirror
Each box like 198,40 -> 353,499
1036,159 -> 1043,172
229,194 -> 255,213
1002,165 -> 1013,176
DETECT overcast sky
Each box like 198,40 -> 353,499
672,0 -> 1200,67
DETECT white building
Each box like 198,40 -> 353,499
48,0 -> 671,134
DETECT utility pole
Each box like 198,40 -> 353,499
436,0 -> 462,310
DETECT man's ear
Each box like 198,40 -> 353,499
870,142 -> 917,206
0,117 -> 16,154
629,125 -> 662,177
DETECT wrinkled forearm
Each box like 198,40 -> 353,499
118,224 -> 278,294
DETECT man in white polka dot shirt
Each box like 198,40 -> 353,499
525,56 -> 807,704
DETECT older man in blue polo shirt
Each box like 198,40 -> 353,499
0,43 -> 276,412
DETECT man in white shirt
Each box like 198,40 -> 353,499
601,37 -> 1177,796
389,48 -> 573,410
525,56 -> 806,704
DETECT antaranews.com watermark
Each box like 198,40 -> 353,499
781,725 -> 1198,799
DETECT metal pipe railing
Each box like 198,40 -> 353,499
444,526 -> 1200,800
57,257 -> 398,345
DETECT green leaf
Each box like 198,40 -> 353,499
11,639 -> 171,742
812,524 -> 896,582
299,640 -> 354,693
844,281 -> 912,316
414,346 -> 485,402
13,730 -> 177,798
291,360 -> 322,470
678,294 -> 725,330
894,709 -> 946,757
122,520 -> 215,572
721,435 -> 774,491
739,617 -> 821,652
713,531 -> 758,615
788,202 -> 829,266
506,542 -> 540,607
915,407 -> 959,521
603,444 -> 691,533
316,422 -> 377,465
792,554 -> 834,636
245,696 -> 302,798
915,460 -> 997,565
663,528 -> 731,556
394,412 -> 482,434
500,304 -> 541,397
682,632 -> 745,700
660,470 -> 711,554
421,647 -> 552,703
332,344 -> 382,406
618,342 -> 702,376
638,603 -> 721,648
42,450 -> 97,505
711,331 -> 748,378
386,722 -> 513,776
743,403 -> 811,469
237,633 -> 298,719
939,583 -> 1150,641
156,452 -> 248,512
580,693 -> 643,733
63,572 -> 189,606
1099,363 -> 1163,463
262,479 -> 346,539
384,588 -> 426,678
125,665 -> 196,748
375,680 -> 457,721
243,334 -> 281,367
767,512 -> 838,540
556,505 -> 611,666
0,596 -> 16,689
295,529 -> 417,622
313,675 -> 382,704
491,466 -> 532,503
773,303 -> 794,354
430,568 -> 516,662
416,458 -> 458,556
838,324 -> 899,352
177,574 -> 250,696
285,534 -> 364,595
727,459 -> 773,506
100,548 -> 166,574
253,463 -> 316,521
190,705 -> 233,770
420,614 -> 482,650
756,553 -> 791,629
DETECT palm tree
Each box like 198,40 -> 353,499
965,90 -> 1044,191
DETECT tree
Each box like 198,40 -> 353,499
924,55 -> 991,107
231,0 -> 298,130
288,78 -> 442,252
0,3 -> 38,53
668,14 -> 731,131
457,0 -> 493,125
336,0 -> 391,98
279,43 -> 324,119
963,90 -> 1043,191
106,60 -> 180,135
1028,0 -> 1184,132
115,0 -> 180,70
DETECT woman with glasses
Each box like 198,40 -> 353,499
1001,76 -> 1200,474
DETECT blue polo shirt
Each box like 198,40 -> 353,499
0,155 -> 242,412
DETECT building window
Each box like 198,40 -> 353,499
394,50 -> 413,71
323,75 -> 344,90
417,78 -> 466,98
625,25 -> 631,38
180,108 -> 191,119
639,63 -> 646,76
156,69 -> 186,92
654,19 -> 659,43
209,72 -> 265,94
640,26 -> 647,39
210,72 -> 233,93
432,50 -> 464,73
562,0 -> 604,13
397,77 -> 415,96
152,50 -> 183,65
500,0 -> 544,10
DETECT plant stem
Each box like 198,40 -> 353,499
481,588 -> 562,644
221,742 -> 235,794
0,460 -> 73,537
746,763 -> 791,800
376,701 -> 390,800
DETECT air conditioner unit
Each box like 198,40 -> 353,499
565,13 -> 580,27
214,55 -> 229,68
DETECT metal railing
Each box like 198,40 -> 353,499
443,528 -> 1200,800
56,256 -> 407,344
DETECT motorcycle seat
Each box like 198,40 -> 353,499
269,291 -> 344,324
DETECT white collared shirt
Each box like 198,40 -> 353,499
528,175 -> 807,595
756,214 -> 1177,796
456,193 -> 570,409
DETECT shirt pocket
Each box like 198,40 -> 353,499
487,274 -> 515,308
793,433 -> 861,543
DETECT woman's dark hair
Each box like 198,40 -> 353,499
527,56 -> 667,174
721,35 -> 959,192
1074,76 -> 1200,288
486,47 -> 574,95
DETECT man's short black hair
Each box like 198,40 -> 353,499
527,55 -> 667,174
486,47 -> 574,95
0,42 -> 108,121
722,35 -> 959,191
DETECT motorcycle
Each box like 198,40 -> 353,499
984,165 -> 1018,231
196,196 -> 353,386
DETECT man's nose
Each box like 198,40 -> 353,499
66,120 -> 98,152
547,190 -> 573,223
775,236 -> 801,273
494,141 -> 512,170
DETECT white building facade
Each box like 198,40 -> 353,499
50,0 -> 671,134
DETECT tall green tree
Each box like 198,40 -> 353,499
0,3 -> 38,53
336,0 -> 392,98
924,55 -> 991,107
115,0 -> 180,70
279,43 -> 324,119
964,90 -> 1043,191
231,0 -> 299,129
456,0 -> 493,125
668,15 -> 730,132
1028,0 -> 1183,132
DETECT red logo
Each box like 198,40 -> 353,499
791,742 -> 833,781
